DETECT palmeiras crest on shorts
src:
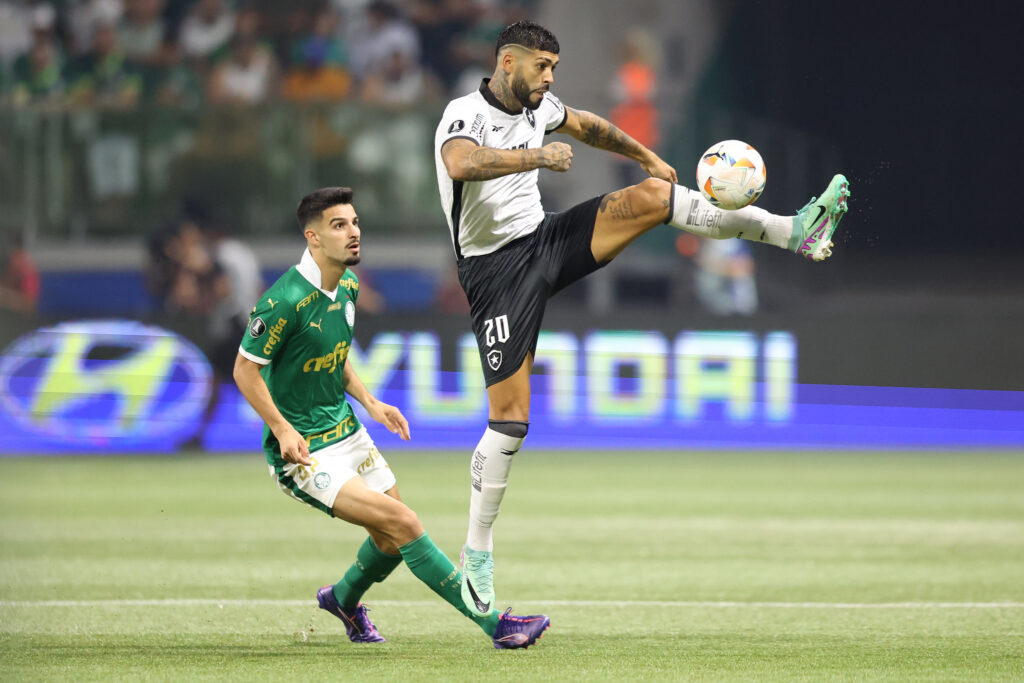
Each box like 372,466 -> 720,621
248,317 -> 266,338
487,349 -> 502,371
345,300 -> 355,326
313,472 -> 331,490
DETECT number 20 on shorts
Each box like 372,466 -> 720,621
483,315 -> 510,347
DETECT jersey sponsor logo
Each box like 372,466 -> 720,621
248,317 -> 266,338
356,445 -> 383,474
340,279 -> 359,292
297,291 -> 319,312
313,472 -> 331,490
345,301 -> 356,326
486,349 -> 502,371
304,414 -> 358,447
469,112 -> 486,137
263,317 -> 288,355
303,341 -> 349,374
327,302 -> 342,312
448,119 -> 465,133
491,125 -> 505,132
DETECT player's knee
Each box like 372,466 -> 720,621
636,177 -> 672,213
387,505 -> 423,545
489,401 -> 530,422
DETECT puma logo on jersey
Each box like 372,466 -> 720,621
267,298 -> 277,309
310,319 -> 322,332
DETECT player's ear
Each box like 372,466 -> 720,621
304,226 -> 320,246
500,49 -> 516,74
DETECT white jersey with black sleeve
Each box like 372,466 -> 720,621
434,78 -> 569,259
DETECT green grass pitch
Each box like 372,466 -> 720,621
2,450 -> 1023,681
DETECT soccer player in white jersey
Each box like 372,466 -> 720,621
434,20 -> 851,615
233,187 -> 550,648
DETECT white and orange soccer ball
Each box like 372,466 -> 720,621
695,139 -> 766,210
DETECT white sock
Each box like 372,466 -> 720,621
667,184 -> 796,250
466,421 -> 528,553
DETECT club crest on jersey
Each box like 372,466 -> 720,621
525,108 -> 535,128
487,349 -> 502,371
248,317 -> 266,338
448,119 -> 465,133
345,301 -> 355,326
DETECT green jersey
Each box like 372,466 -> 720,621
239,249 -> 362,465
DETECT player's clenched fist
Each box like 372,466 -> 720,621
541,142 -> 573,172
274,424 -> 311,465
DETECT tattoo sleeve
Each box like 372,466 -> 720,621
444,140 -> 544,181
574,109 -> 647,160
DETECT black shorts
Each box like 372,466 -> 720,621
457,195 -> 607,386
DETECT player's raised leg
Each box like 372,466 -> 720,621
589,175 -> 850,264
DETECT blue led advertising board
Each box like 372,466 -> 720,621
1,321 -> 1022,454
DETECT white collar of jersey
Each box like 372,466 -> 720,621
296,248 -> 338,301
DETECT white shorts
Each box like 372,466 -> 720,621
268,427 -> 396,516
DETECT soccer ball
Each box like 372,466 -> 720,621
696,140 -> 766,210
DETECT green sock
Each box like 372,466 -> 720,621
398,533 -> 501,637
333,536 -> 403,609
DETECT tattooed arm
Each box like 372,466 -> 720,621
560,107 -> 677,183
440,138 -> 573,181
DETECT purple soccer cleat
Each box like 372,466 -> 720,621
491,608 -> 551,649
316,585 -> 386,643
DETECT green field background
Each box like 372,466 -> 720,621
2,451 -> 1023,681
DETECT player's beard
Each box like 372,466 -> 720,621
512,73 -> 545,111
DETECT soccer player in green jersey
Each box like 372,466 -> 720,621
233,187 -> 550,648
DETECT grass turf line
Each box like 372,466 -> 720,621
1,450 -> 1023,680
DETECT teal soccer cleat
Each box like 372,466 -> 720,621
791,174 -> 851,261
460,545 -> 495,616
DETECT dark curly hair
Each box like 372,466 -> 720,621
495,20 -> 560,56
296,187 -> 354,230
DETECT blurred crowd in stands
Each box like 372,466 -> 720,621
0,0 -> 537,109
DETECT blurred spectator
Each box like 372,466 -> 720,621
448,0 -> 504,93
64,0 -> 124,57
201,211 -> 262,390
0,1 -> 54,65
178,0 -> 234,60
0,234 -> 40,315
361,47 -> 436,107
609,27 -> 660,187
66,16 -> 142,107
692,237 -> 758,316
281,6 -> 351,102
347,0 -> 419,82
9,15 -> 65,106
206,16 -> 278,106
408,0 -> 470,91
117,0 -> 172,67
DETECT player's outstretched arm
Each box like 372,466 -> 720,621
560,107 -> 677,183
441,137 -> 573,182
232,354 -> 311,464
342,361 -> 410,441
